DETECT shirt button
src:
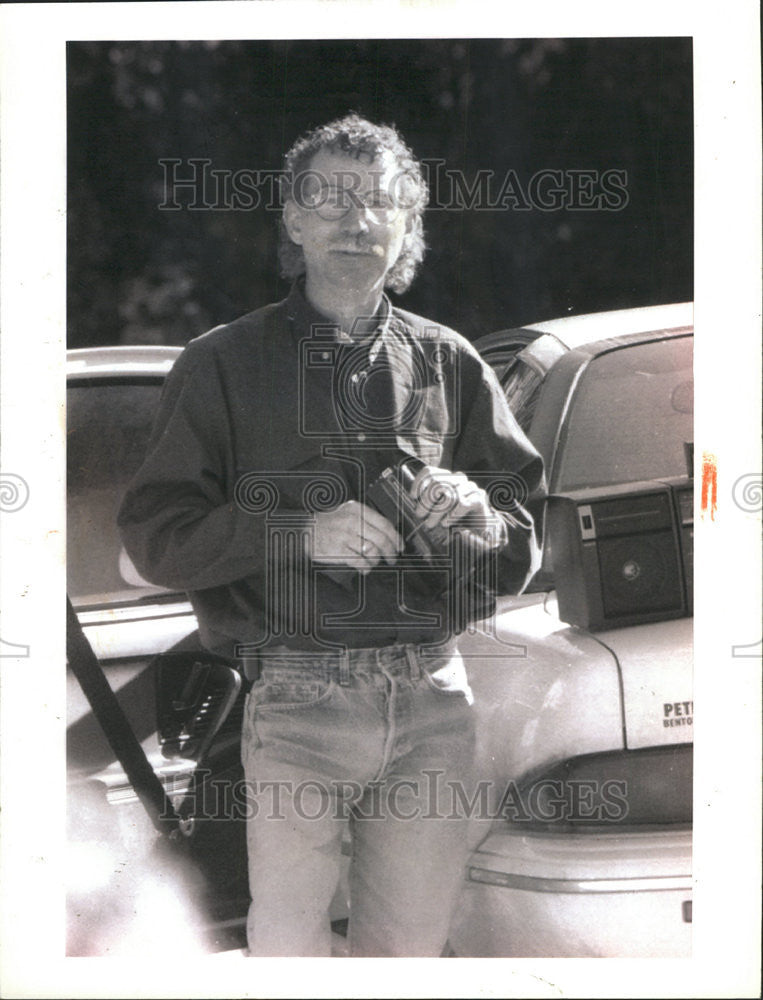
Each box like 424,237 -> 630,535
357,433 -> 366,442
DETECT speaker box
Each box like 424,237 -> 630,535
547,478 -> 693,630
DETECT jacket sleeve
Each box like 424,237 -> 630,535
453,355 -> 547,596
117,339 -> 306,592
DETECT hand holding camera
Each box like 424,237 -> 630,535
312,499 -> 403,575
366,458 -> 507,565
409,465 -> 507,552
313,459 -> 507,583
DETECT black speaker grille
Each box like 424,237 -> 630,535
598,530 -> 683,617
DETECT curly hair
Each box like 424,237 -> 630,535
278,114 -> 429,294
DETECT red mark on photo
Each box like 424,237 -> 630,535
701,452 -> 717,520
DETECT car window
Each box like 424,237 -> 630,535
554,336 -> 693,490
68,379 -> 173,606
487,334 -> 566,434
500,357 -> 543,433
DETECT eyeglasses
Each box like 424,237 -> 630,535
302,186 -> 403,224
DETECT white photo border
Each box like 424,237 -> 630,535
0,2 -> 760,998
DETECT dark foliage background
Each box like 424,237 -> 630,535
67,38 -> 693,347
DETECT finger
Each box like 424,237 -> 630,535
418,476 -> 469,529
438,485 -> 489,527
358,504 -> 404,560
361,525 -> 399,565
353,536 -> 399,574
355,538 -> 380,574
322,532 -> 375,573
411,472 -> 461,527
312,502 -> 370,564
316,503 -> 400,568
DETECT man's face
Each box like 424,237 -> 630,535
284,148 -> 413,302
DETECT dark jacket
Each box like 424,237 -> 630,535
118,284 -> 545,655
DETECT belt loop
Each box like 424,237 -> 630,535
240,654 -> 261,684
404,644 -> 421,682
339,649 -> 351,686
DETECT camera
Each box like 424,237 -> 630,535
366,457 -> 501,600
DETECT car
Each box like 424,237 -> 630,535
66,302 -> 693,957
449,301 -> 693,957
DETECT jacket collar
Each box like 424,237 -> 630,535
285,278 -> 391,354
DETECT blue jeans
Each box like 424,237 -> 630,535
241,642 -> 475,956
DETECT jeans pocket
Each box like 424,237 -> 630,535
421,651 -> 473,702
252,669 -> 334,711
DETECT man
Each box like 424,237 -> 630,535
119,114 -> 545,957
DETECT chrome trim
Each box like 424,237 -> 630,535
206,916 -> 247,932
66,345 -> 182,377
77,600 -> 194,626
467,867 -> 692,894
94,758 -> 196,799
106,778 -> 192,807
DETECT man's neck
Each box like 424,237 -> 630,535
304,277 -> 385,339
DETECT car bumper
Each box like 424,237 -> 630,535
449,825 -> 692,957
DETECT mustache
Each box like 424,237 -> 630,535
329,239 -> 385,257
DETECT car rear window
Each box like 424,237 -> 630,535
68,379 -> 173,606
554,336 -> 693,490
500,357 -> 543,432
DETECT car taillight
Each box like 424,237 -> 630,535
505,744 -> 692,830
